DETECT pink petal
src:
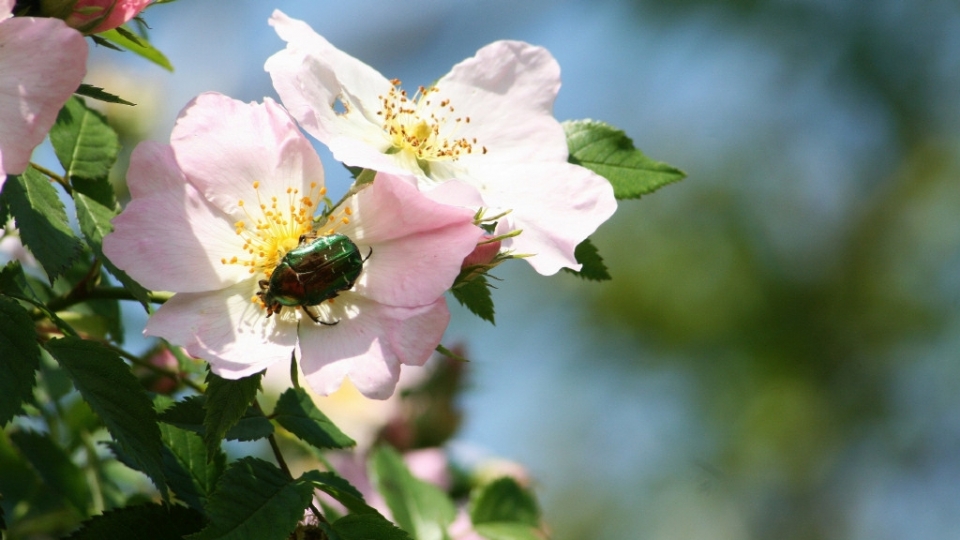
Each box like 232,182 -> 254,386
476,161 -> 617,275
170,92 -> 325,221
336,174 -> 482,306
0,0 -> 13,18
65,0 -> 151,33
0,17 -> 86,174
146,281 -> 298,378
298,297 -> 450,399
103,142 -> 251,292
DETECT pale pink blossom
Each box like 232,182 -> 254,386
64,0 -> 151,33
0,0 -> 87,188
103,93 -> 482,399
265,10 -> 616,276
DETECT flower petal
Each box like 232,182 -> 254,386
298,296 -> 450,399
0,17 -> 86,174
473,161 -> 617,275
266,11 -> 398,170
170,92 -> 325,222
434,40 -> 567,166
103,142 -> 251,292
335,174 -> 482,306
146,280 -> 298,378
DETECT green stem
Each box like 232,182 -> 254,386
121,345 -> 205,394
29,162 -> 72,194
44,287 -> 172,314
79,430 -> 105,515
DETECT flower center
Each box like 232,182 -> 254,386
376,79 -> 487,164
220,180 -> 326,279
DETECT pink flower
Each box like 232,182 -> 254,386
0,0 -> 87,186
64,0 -> 151,33
103,93 -> 482,399
265,11 -> 616,276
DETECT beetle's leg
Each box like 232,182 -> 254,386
258,279 -> 269,291
362,247 -> 373,263
302,305 -> 339,326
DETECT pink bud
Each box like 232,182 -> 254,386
64,0 -> 151,33
136,348 -> 182,394
461,235 -> 501,270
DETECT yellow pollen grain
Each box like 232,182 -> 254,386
341,217 -> 350,225
252,181 -> 260,189
344,207 -> 352,215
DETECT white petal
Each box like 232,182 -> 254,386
146,280 -> 298,378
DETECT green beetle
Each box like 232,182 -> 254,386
257,233 -> 370,325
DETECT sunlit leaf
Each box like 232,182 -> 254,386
369,446 -> 456,540
203,371 -> 263,458
49,96 -> 120,181
451,274 -> 495,324
561,238 -> 611,281
273,387 -> 355,450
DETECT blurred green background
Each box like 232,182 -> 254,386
92,0 -> 960,538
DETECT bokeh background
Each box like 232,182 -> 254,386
91,0 -> 960,538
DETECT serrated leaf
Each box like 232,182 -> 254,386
73,192 -> 151,307
0,261 -> 38,301
470,477 -> 540,528
0,296 -> 41,425
65,503 -> 205,539
203,371 -> 263,458
160,423 -> 225,512
99,28 -> 173,71
45,337 -> 166,495
306,471 -> 374,516
75,84 -> 136,106
369,446 -> 456,540
561,238 -> 611,281
8,430 -> 91,514
50,96 -> 120,181
274,388 -> 355,450
451,274 -> 495,324
331,513 -> 414,540
564,119 -> 685,200
5,170 -> 84,281
186,457 -> 317,540
159,395 -> 273,442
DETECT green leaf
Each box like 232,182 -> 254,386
0,261 -> 37,301
99,28 -> 173,71
160,423 -> 225,512
0,296 -> 40,425
564,119 -> 685,200
45,337 -> 167,495
203,371 -> 263,458
4,170 -> 84,281
273,387 -> 355,450
561,238 -> 611,281
469,477 -> 540,528
49,96 -> 120,181
65,503 -> 205,539
74,84 -> 136,106
159,395 -> 273,442
451,274 -> 495,324
331,513 -> 414,540
73,192 -> 151,307
306,471 -> 374,516
8,430 -> 91,514
186,457 -> 317,540
369,446 -> 456,540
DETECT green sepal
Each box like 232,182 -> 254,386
564,119 -> 685,200
98,27 -> 173,71
74,84 -> 136,106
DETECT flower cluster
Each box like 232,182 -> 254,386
103,10 -> 617,399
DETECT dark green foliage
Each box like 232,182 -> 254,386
8,430 -> 91,515
4,170 -> 84,282
369,446 -> 456,540
564,119 -> 685,200
186,458 -> 318,540
45,338 -> 166,495
273,387 -> 356,450
328,513 -> 414,540
49,97 -> 120,182
562,238 -> 612,281
74,84 -> 136,106
159,424 -> 226,512
0,297 -> 40,425
65,503 -> 205,539
159,395 -> 273,442
452,274 -> 495,324
470,477 -> 540,528
202,371 -> 263,458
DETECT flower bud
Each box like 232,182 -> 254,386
55,0 -> 151,34
135,348 -> 182,394
461,235 -> 501,271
